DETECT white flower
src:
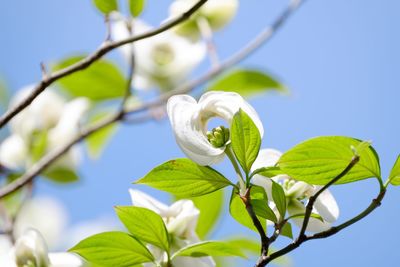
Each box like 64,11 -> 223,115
129,189 -> 215,267
169,0 -> 239,40
0,135 -> 28,169
111,14 -> 206,91
0,86 -> 89,171
251,149 -> 340,232
9,228 -> 84,267
167,91 -> 264,166
13,196 -> 68,250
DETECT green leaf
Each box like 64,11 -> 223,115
135,158 -> 233,197
207,68 -> 287,97
115,206 -> 170,251
29,131 -> 48,162
92,0 -> 118,14
227,238 -> 260,255
43,167 -> 79,184
53,56 -> 126,101
252,199 -> 277,223
230,109 -> 262,175
191,189 -> 225,239
251,166 -> 284,179
389,154 -> 400,185
278,136 -> 381,185
129,0 -> 146,17
69,231 -> 154,267
280,222 -> 293,239
86,112 -> 119,159
172,241 -> 246,259
271,181 -> 286,220
229,185 -> 266,232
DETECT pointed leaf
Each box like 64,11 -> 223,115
231,109 -> 261,175
115,206 -> 169,251
43,167 -> 79,184
389,154 -> 400,185
135,158 -> 233,197
172,241 -> 246,259
129,0 -> 146,17
69,231 -> 154,267
271,181 -> 286,220
93,0 -> 118,14
280,222 -> 293,239
278,136 -> 381,185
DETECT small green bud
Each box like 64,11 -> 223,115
207,126 -> 230,148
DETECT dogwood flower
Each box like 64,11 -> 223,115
0,86 -> 89,171
129,189 -> 215,267
167,91 -> 264,166
169,0 -> 239,40
251,149 -> 340,232
111,14 -> 206,91
2,228 -> 84,267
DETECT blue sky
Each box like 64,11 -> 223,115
1,0 -> 399,266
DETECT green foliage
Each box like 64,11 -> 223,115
230,109 -> 261,175
129,0 -> 146,17
251,166 -> 284,179
115,206 -> 170,251
86,112 -> 119,159
53,56 -> 126,101
191,189 -> 225,239
278,136 -> 381,185
70,231 -> 154,267
29,131 -> 48,162
389,154 -> 400,185
229,185 -> 266,232
271,181 -> 286,220
280,222 -> 293,239
172,241 -> 246,259
43,167 -> 79,184
251,199 -> 277,223
92,0 -> 118,14
135,158 -> 233,197
207,68 -> 287,97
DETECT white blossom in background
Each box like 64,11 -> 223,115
2,228 -> 84,267
13,196 -> 68,250
111,13 -> 206,91
167,91 -> 264,166
251,149 -> 340,232
169,0 -> 239,40
130,189 -> 215,267
0,86 -> 90,171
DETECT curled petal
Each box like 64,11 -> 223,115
166,200 -> 199,240
167,94 -> 225,165
251,148 -> 282,171
287,199 -> 331,233
14,228 -> 50,267
0,135 -> 28,170
313,187 -> 339,223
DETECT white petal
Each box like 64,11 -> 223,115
166,200 -> 199,239
129,189 -> 169,215
14,228 -> 50,267
287,199 -> 331,233
167,94 -> 224,165
48,252 -> 84,267
251,148 -> 282,171
172,255 -> 215,267
0,135 -> 28,169
198,91 -> 264,137
285,181 -> 313,199
313,187 -> 339,223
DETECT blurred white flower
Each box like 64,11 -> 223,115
13,196 -> 68,250
111,14 -> 206,91
167,91 -> 264,166
0,86 -> 90,171
251,149 -> 340,232
129,189 -> 215,267
169,0 -> 239,40
5,228 -> 84,267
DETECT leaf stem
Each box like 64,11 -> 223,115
225,144 -> 246,194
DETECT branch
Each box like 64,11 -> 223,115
0,0 -> 305,199
240,188 -> 269,260
257,156 -> 387,267
0,0 -> 208,129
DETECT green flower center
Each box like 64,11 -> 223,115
152,43 -> 175,66
207,126 -> 230,148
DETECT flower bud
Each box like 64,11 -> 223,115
14,229 -> 50,267
206,126 -> 230,148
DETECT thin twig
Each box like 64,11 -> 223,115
0,0 -> 305,199
0,0 -> 208,129
197,17 -> 220,67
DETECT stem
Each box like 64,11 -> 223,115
225,144 -> 246,194
196,17 -> 220,67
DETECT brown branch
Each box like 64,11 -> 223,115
0,0 -> 208,129
0,0 -> 305,199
